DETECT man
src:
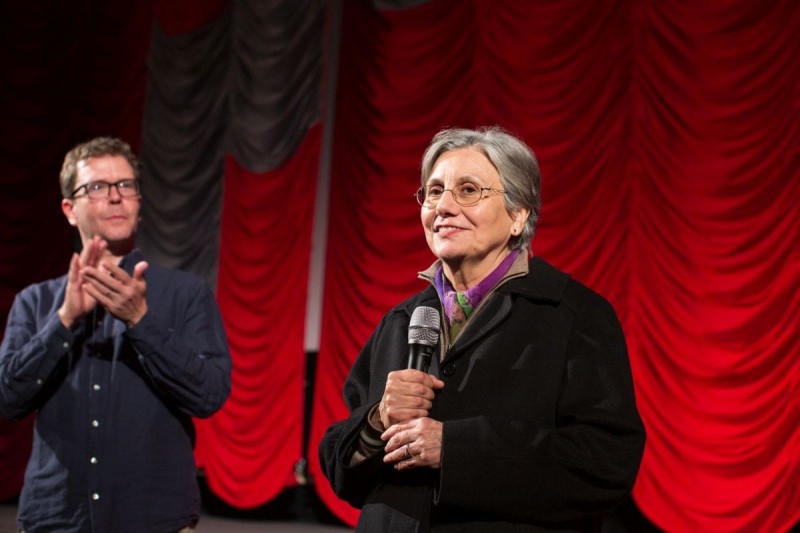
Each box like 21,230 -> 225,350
0,137 -> 232,532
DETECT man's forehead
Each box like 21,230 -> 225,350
76,154 -> 133,176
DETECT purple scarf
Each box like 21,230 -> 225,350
435,249 -> 520,326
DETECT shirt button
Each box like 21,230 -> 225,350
442,362 -> 457,376
36,379 -> 43,386
92,493 -> 100,501
62,342 -> 70,349
90,457 -> 98,464
91,420 -> 99,428
93,384 -> 101,391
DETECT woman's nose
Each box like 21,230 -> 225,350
435,189 -> 460,215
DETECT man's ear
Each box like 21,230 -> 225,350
61,198 -> 78,227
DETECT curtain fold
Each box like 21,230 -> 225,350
205,126 -> 320,506
138,7 -> 231,284
228,0 -> 324,171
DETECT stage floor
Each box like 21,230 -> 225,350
0,502 -> 350,533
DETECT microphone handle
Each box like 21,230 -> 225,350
408,343 -> 435,373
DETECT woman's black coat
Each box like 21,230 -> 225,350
319,257 -> 646,532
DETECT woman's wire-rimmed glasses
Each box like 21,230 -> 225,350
415,182 -> 505,207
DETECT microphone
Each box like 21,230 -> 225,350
407,306 -> 440,373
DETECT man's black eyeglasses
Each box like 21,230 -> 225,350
71,179 -> 140,200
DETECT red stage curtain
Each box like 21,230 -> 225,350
307,1 -> 800,532
204,129 -> 321,506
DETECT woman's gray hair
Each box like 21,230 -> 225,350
420,126 -> 542,252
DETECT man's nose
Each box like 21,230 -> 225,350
107,183 -> 122,201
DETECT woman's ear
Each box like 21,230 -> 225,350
511,208 -> 530,235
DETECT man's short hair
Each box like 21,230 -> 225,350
60,137 -> 140,198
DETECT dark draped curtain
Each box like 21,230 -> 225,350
1,1 -> 797,532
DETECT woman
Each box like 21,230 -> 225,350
319,126 -> 645,532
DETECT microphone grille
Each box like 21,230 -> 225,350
408,306 -> 440,346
